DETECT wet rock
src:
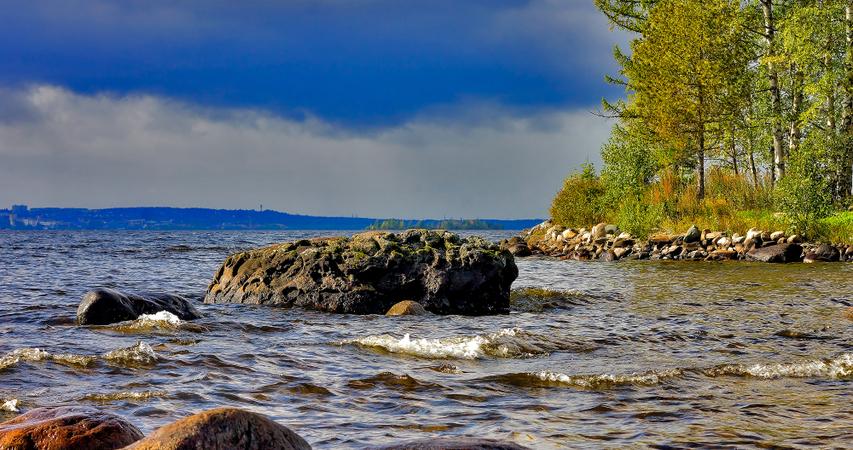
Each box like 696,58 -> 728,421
684,225 -> 701,243
746,243 -> 803,263
0,406 -> 143,450
386,300 -> 428,316
205,230 -> 517,315
369,438 -> 530,450
77,288 -> 201,326
804,244 -> 841,263
125,408 -> 310,450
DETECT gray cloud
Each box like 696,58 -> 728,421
0,86 -> 612,218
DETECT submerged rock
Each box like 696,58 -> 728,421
0,406 -> 143,450
369,438 -> 530,450
77,288 -> 201,325
126,408 -> 309,450
386,300 -> 429,316
746,243 -> 803,263
205,230 -> 517,315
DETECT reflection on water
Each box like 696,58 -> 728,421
0,230 -> 851,448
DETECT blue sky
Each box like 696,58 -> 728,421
0,1 -> 626,218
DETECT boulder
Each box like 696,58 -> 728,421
368,438 -> 530,450
386,300 -> 428,316
770,231 -> 785,241
684,225 -> 701,243
746,243 -> 803,263
591,222 -> 607,239
787,234 -> 802,244
499,237 -> 531,257
77,288 -> 201,326
804,244 -> 841,263
125,408 -> 310,450
205,230 -> 518,315
0,406 -> 143,450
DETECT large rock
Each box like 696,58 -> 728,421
77,288 -> 201,325
804,244 -> 841,263
125,408 -> 310,450
386,300 -> 428,316
0,406 -> 143,450
369,438 -> 530,450
684,225 -> 701,243
205,230 -> 518,315
746,243 -> 803,263
499,237 -> 531,257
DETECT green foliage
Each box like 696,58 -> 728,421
549,163 -> 607,228
775,137 -> 834,238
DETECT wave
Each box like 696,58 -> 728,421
1,399 -> 19,412
106,311 -> 206,333
0,348 -> 96,371
81,390 -> 167,402
482,353 -> 853,390
346,328 -> 594,360
0,342 -> 159,371
102,342 -> 159,366
704,353 -> 853,379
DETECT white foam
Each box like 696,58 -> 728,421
130,311 -> 183,328
1,399 -> 19,412
349,328 -> 534,360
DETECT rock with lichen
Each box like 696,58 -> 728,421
204,229 -> 517,315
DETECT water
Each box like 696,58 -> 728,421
1,230 -> 851,449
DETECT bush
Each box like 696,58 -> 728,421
776,141 -> 833,239
614,193 -> 662,238
550,162 -> 607,227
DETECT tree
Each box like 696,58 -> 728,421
624,0 -> 754,200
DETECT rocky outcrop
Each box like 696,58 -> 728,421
125,408 -> 310,450
205,230 -> 518,315
0,406 -> 143,450
386,300 -> 429,316
521,220 -> 851,263
369,438 -> 530,450
77,288 -> 201,325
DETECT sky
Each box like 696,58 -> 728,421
0,0 -> 627,219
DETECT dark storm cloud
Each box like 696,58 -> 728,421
0,0 -> 627,124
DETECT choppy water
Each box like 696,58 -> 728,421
1,230 -> 851,449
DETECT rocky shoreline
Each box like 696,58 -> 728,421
502,220 -> 853,263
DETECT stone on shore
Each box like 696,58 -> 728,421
205,229 -> 518,315
0,406 -> 143,450
369,438 -> 530,450
804,244 -> 841,263
386,300 -> 428,316
746,243 -> 803,263
126,408 -> 310,450
684,225 -> 701,243
499,236 -> 531,257
77,288 -> 201,325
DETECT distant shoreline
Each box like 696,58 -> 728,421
0,205 -> 542,231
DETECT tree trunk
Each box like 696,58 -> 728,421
749,147 -> 759,189
698,131 -> 706,200
789,64 -> 803,155
844,4 -> 853,197
762,0 -> 786,185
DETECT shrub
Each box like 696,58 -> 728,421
550,162 -> 607,227
776,141 -> 833,239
